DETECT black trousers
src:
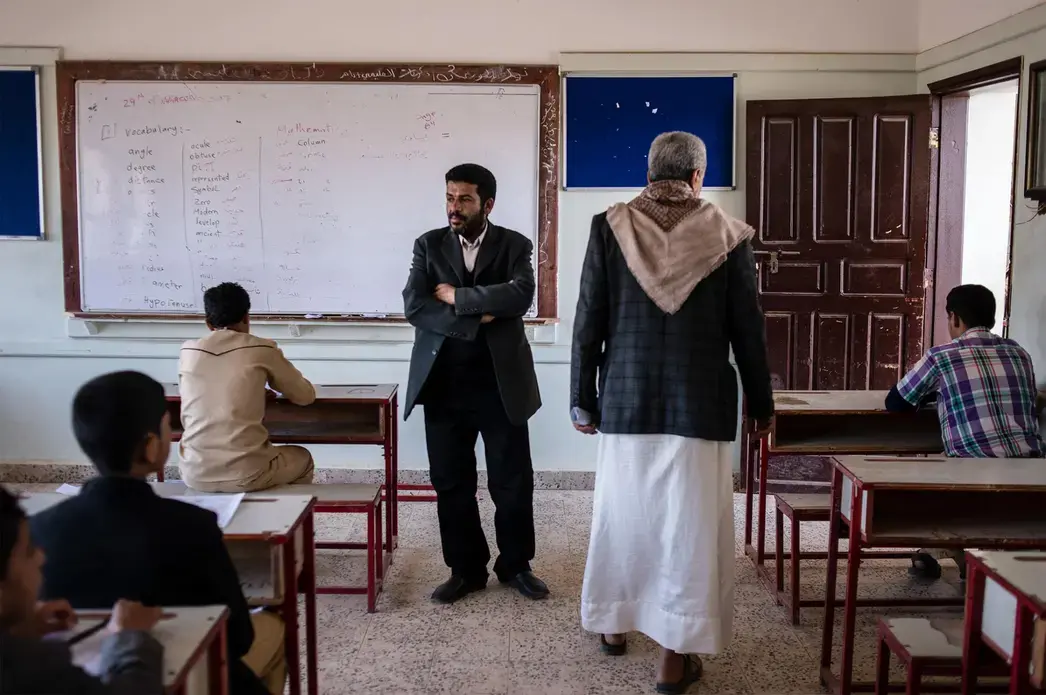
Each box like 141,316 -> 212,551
423,391 -> 535,583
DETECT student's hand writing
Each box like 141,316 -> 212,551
108,600 -> 162,633
34,599 -> 78,635
573,423 -> 597,435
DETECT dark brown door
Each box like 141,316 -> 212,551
745,96 -> 933,392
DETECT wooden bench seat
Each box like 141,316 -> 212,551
774,492 -> 831,624
877,618 -> 963,695
268,483 -> 380,506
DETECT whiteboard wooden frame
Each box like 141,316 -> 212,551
56,61 -> 560,322
0,66 -> 45,240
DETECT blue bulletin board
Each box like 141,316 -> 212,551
0,67 -> 44,239
564,75 -> 736,190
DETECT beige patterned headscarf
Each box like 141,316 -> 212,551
606,180 -> 755,315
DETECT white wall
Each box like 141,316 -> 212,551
917,0 -> 1046,51
0,0 -> 921,61
919,4 -> 1046,380
961,83 -> 1020,315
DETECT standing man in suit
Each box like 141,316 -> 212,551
403,163 -> 546,604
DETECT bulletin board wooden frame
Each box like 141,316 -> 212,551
56,61 -> 560,322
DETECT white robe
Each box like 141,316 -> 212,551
580,434 -> 735,655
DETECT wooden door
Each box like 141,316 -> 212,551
745,96 -> 933,392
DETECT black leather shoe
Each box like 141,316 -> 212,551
503,571 -> 549,600
431,575 -> 486,604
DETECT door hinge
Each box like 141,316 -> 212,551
929,128 -> 940,149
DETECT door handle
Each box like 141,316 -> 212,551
752,250 -> 799,275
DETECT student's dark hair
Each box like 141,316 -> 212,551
946,284 -> 996,331
445,164 -> 497,205
0,485 -> 27,580
72,371 -> 168,475
203,282 -> 251,328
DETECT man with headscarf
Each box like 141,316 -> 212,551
570,132 -> 774,693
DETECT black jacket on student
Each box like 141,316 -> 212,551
29,476 -> 269,695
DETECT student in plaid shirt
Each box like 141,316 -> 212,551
886,284 -> 1043,579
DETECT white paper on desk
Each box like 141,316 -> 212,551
179,493 -> 244,528
56,484 -> 81,496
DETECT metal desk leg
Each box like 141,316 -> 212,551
1012,605 -> 1036,695
820,468 -> 845,684
744,432 -> 755,552
282,535 -> 301,695
756,436 -> 770,566
838,478 -> 864,695
302,512 -> 318,695
960,562 -> 985,695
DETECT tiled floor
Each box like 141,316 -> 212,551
16,485 -> 967,694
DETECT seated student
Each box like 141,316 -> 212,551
179,281 -> 316,492
0,485 -> 164,694
30,371 -> 286,695
886,284 -> 1043,579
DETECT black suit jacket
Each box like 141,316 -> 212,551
30,476 -> 268,695
571,213 -> 774,440
402,224 -> 541,425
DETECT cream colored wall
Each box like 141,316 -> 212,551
918,4 -> 1046,378
917,0 -> 1046,51
3,0 -> 1043,473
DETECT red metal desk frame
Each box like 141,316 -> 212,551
820,455 -> 1046,695
226,497 -> 318,695
962,550 -> 1046,695
163,383 -> 401,552
743,391 -> 943,573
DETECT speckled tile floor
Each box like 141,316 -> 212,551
13,485 -> 967,694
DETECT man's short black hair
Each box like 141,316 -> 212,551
0,485 -> 26,580
946,284 -> 996,331
445,164 -> 497,204
72,371 -> 168,475
203,282 -> 251,328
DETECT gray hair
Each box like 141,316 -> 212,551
647,132 -> 707,183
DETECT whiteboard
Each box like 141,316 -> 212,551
75,80 -> 541,315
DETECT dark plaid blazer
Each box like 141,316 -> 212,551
570,212 -> 774,440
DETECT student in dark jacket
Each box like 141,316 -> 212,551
30,371 -> 284,695
0,484 -> 164,694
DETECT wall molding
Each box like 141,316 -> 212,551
916,3 -> 1046,73
559,52 -> 916,74
0,46 -> 61,66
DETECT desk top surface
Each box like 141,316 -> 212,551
21,489 -> 313,540
773,390 -> 907,414
163,383 -> 397,402
834,455 -> 1046,490
71,605 -> 227,688
970,550 -> 1046,609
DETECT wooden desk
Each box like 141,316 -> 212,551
22,491 -> 319,695
162,383 -> 400,553
821,456 -> 1046,695
962,550 -> 1046,695
70,605 -> 229,695
743,390 -> 943,569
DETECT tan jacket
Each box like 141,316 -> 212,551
177,329 -> 315,487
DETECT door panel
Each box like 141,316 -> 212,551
746,95 -> 933,393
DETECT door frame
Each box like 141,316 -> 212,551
925,57 -> 1023,345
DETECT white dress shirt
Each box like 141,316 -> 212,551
460,225 -> 487,272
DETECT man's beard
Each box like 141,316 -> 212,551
450,211 -> 485,239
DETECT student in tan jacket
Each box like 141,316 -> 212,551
178,282 -> 316,492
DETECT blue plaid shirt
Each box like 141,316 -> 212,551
896,328 -> 1042,457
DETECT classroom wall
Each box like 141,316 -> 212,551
918,4 -> 1046,378
917,0 -> 1046,52
960,83 -> 1020,314
0,0 -> 986,476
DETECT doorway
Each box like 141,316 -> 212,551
928,59 -> 1023,346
